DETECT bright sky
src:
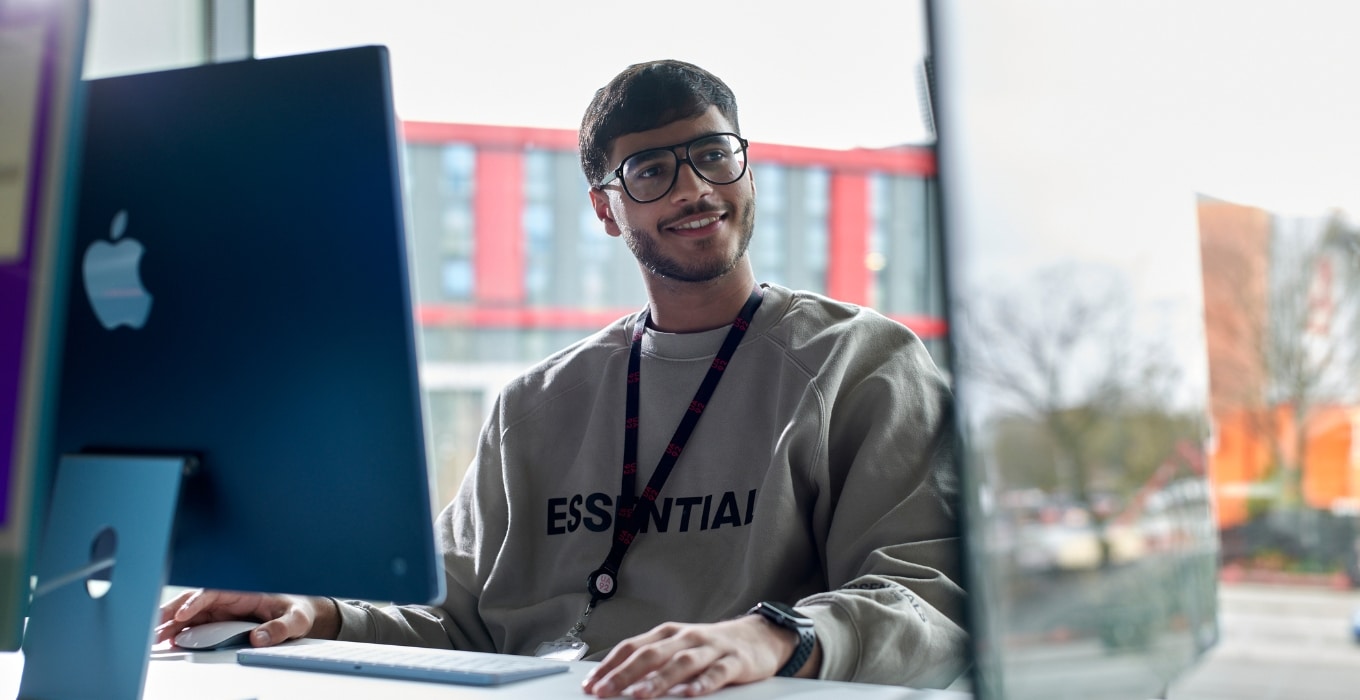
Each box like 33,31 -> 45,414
920,0 -> 1360,413
927,1 -> 1360,295
983,0 -> 1360,220
255,0 -> 1360,221
254,0 -> 933,151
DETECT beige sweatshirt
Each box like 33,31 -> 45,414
335,283 -> 969,688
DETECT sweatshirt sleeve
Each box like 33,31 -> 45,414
795,330 -> 970,688
332,398 -> 506,652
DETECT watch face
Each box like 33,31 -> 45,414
759,601 -> 813,627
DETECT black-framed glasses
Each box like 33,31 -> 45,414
598,132 -> 750,204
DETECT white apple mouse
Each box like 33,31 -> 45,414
172,620 -> 260,650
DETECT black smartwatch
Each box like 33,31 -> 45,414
746,601 -> 816,677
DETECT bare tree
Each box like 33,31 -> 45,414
955,263 -> 1194,565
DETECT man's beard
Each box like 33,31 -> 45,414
622,198 -> 756,284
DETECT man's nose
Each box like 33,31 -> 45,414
669,158 -> 714,202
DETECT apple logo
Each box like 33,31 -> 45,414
82,209 -> 153,330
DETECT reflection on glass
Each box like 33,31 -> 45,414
950,264 -> 1218,698
930,3 -> 1221,698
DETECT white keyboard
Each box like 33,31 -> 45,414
237,640 -> 570,686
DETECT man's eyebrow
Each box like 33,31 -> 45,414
625,133 -> 723,157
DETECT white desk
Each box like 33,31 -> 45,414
1,644 -> 970,700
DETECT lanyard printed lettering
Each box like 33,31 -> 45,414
534,286 -> 764,660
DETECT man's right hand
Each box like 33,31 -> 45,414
154,589 -> 341,648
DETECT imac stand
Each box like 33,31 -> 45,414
19,454 -> 189,700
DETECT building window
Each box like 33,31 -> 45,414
524,149 -> 643,309
425,388 -> 485,508
751,165 -> 828,294
438,145 -> 476,301
870,174 -> 939,317
404,143 -> 476,304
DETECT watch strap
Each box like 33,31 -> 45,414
776,623 -> 816,677
747,602 -> 816,678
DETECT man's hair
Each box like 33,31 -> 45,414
579,59 -> 741,187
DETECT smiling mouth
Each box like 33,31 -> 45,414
670,214 -> 723,231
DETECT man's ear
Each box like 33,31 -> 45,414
589,188 -> 623,238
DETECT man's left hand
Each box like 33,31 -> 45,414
580,614 -> 819,698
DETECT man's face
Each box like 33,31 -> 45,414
589,107 -> 756,284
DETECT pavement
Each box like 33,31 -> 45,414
1168,582 -> 1360,700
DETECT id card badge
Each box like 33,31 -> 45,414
535,600 -> 594,660
534,635 -> 589,661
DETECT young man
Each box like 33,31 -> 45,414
158,59 -> 968,698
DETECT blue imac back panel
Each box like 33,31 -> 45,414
54,47 -> 443,604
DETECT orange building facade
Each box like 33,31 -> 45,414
1210,405 -> 1360,527
1198,197 -> 1360,528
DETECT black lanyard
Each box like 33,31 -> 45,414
585,285 -> 764,605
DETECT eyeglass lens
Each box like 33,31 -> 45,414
619,134 -> 747,202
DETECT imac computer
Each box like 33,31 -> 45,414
927,2 -> 1220,699
0,0 -> 88,653
16,46 -> 445,699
